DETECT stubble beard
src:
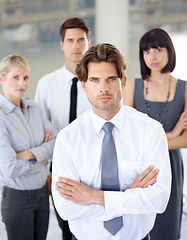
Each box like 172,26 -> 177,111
89,91 -> 123,111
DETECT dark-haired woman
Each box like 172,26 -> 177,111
123,28 -> 187,240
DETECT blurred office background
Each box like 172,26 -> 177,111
0,0 -> 187,239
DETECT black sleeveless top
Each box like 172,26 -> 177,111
134,78 -> 186,132
134,78 -> 186,240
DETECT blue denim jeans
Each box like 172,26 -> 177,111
1,183 -> 49,240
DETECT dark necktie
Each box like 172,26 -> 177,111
69,77 -> 78,123
101,122 -> 123,236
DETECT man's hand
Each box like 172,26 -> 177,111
129,166 -> 159,189
56,166 -> 158,206
56,177 -> 104,206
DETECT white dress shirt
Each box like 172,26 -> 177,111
0,95 -> 55,190
35,66 -> 91,133
52,105 -> 171,240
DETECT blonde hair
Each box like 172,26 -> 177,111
0,54 -> 31,76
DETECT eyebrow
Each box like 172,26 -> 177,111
66,37 -> 85,40
107,75 -> 118,79
88,77 -> 98,81
88,75 -> 118,80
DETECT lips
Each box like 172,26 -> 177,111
16,89 -> 25,92
150,63 -> 158,67
98,94 -> 112,101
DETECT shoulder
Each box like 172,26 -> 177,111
125,78 -> 135,90
124,105 -> 147,120
57,110 -> 91,139
38,67 -> 63,86
123,79 -> 135,107
124,105 -> 162,130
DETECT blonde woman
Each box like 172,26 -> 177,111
0,55 -> 55,240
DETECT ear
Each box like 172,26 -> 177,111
122,76 -> 127,90
81,81 -> 87,93
88,40 -> 91,48
60,40 -> 64,51
0,74 -> 4,84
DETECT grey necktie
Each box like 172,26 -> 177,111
101,122 -> 123,236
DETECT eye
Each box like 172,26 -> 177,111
156,48 -> 162,53
144,50 -> 149,55
108,77 -> 116,82
90,78 -> 98,82
13,75 -> 18,80
24,76 -> 29,81
67,39 -> 73,43
79,38 -> 85,43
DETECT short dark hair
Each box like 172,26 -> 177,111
75,43 -> 127,82
59,17 -> 91,41
139,28 -> 176,79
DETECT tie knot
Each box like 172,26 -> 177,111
102,122 -> 114,133
72,77 -> 78,84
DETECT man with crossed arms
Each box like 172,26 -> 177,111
52,43 -> 171,240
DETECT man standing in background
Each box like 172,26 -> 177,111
35,17 -> 91,240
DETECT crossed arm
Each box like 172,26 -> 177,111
16,129 -> 53,161
123,79 -> 187,150
55,166 -> 159,207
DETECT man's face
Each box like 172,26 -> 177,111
60,28 -> 91,64
81,62 -> 126,118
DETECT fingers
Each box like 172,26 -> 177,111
180,112 -> 187,120
41,160 -> 48,165
141,168 -> 159,188
129,166 -> 159,189
56,177 -> 75,198
134,166 -> 154,182
43,129 -> 53,142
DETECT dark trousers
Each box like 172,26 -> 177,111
72,233 -> 150,240
51,197 -> 72,240
1,184 -> 49,240
142,234 -> 150,240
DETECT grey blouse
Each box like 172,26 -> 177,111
0,94 -> 56,190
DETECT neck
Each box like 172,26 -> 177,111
3,94 -> 21,108
148,72 -> 171,83
93,104 -> 122,121
65,62 -> 78,75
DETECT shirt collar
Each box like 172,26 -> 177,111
0,94 -> 34,114
91,106 -> 125,135
63,65 -> 77,83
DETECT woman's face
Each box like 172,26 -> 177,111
143,47 -> 169,73
0,64 -> 30,105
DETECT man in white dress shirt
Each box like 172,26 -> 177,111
52,43 -> 171,240
35,18 -> 91,240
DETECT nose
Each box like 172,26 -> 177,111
73,41 -> 80,49
150,50 -> 157,60
19,78 -> 26,87
99,81 -> 109,93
